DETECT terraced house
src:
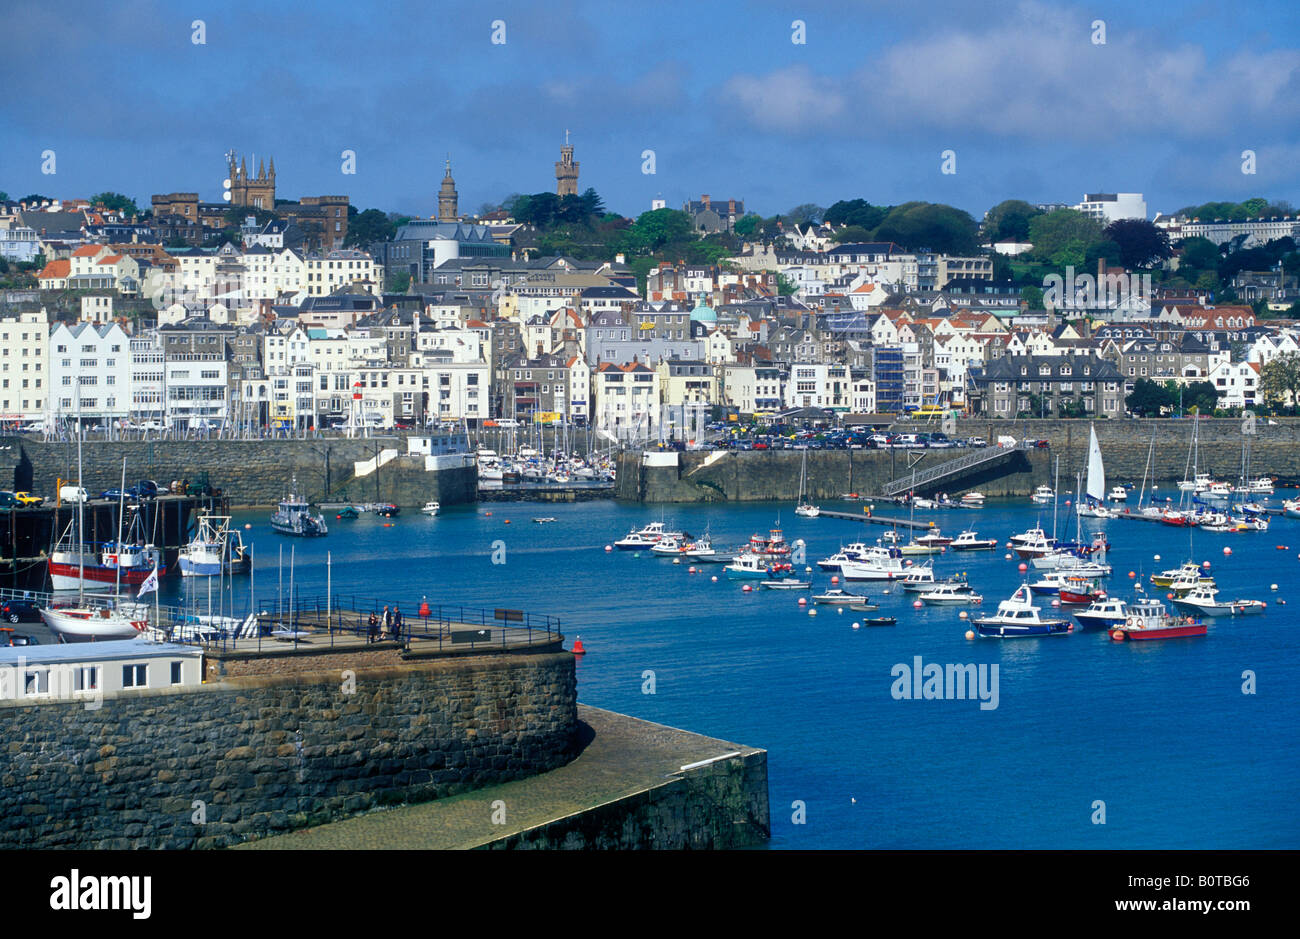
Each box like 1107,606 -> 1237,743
967,355 -> 1124,419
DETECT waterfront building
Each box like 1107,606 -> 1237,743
722,365 -> 784,417
0,640 -> 204,703
593,361 -> 660,439
48,322 -> 132,428
0,308 -> 49,424
967,354 -> 1124,419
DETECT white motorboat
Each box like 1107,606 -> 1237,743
650,536 -> 688,556
840,546 -> 908,581
614,521 -> 676,550
950,530 -> 998,550
1108,486 -> 1128,503
1170,584 -> 1265,617
422,501 -> 441,516
725,553 -> 774,578
1031,485 -> 1055,504
812,588 -> 870,605
972,584 -> 1073,638
959,491 -> 986,507
898,562 -> 937,592
919,582 -> 983,605
760,578 -> 811,590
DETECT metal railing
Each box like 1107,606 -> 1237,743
880,445 -> 1023,497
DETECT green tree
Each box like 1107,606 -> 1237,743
872,202 -> 980,254
1029,209 -> 1105,267
90,191 -> 139,215
1103,218 -> 1171,268
1183,380 -> 1219,414
20,194 -> 50,204
1259,352 -> 1300,414
733,214 -> 761,239
983,199 -> 1043,243
0,191 -> 8,202
1125,378 -> 1172,416
344,208 -> 397,248
785,203 -> 825,226
776,273 -> 799,296
1020,285 -> 1044,309
631,208 -> 693,251
824,199 -> 889,231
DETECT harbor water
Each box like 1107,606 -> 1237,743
156,496 -> 1300,849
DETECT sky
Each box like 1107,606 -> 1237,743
2,0 -> 1299,223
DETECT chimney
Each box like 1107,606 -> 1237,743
728,199 -> 736,216
702,194 -> 711,209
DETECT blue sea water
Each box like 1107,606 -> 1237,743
163,497 -> 1300,849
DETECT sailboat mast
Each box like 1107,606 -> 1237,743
115,458 -> 126,599
76,387 -> 85,607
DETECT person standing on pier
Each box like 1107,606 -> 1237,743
392,605 -> 403,642
380,605 -> 391,640
367,611 -> 378,643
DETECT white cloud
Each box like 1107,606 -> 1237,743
720,66 -> 848,132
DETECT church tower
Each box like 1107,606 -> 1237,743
227,152 -> 275,210
555,133 -> 579,197
438,157 -> 459,222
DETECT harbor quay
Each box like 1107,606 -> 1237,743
0,594 -> 770,850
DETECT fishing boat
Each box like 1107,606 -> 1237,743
795,449 -> 819,517
919,582 -> 983,605
725,553 -> 777,578
270,483 -> 328,537
760,578 -> 811,590
1170,584 -> 1266,617
1109,598 -> 1207,641
950,530 -> 998,550
748,527 -> 792,556
1031,485 -> 1055,504
1108,486 -> 1128,502
813,588 -> 870,605
1058,576 -> 1105,605
49,497 -> 163,591
972,584 -> 1073,638
178,515 -> 251,577
422,501 -> 441,516
1073,596 -> 1129,631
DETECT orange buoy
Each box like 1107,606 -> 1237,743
572,637 -> 585,654
504,519 -> 511,524
419,600 -> 431,617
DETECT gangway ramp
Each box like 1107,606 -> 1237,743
880,445 -> 1024,497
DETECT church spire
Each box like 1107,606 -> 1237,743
438,156 -> 459,222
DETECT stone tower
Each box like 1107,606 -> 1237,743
555,134 -> 579,197
438,157 -> 459,221
228,153 -> 275,210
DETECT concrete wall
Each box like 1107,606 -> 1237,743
3,436 -> 477,508
0,650 -> 577,849
489,749 -> 770,849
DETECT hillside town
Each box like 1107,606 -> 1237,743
4,149 -> 1300,440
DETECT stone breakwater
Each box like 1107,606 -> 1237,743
0,649 -> 577,849
617,448 -> 1049,503
3,435 -> 476,508
615,418 -> 1300,503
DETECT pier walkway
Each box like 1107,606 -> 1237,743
235,705 -> 767,850
879,445 -> 1022,497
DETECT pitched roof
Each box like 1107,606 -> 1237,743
38,259 -> 70,279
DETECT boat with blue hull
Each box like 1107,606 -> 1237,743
973,584 -> 1073,638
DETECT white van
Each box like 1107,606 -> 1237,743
59,486 -> 89,503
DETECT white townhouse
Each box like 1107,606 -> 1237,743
129,333 -> 166,424
0,309 -> 49,424
785,363 -> 852,410
413,351 -> 490,424
48,322 -> 132,426
1208,360 -> 1260,409
163,353 -> 228,430
304,250 -> 380,297
241,247 -> 305,300
723,365 -> 784,415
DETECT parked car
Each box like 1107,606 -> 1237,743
127,480 -> 158,500
11,492 -> 43,506
0,492 -> 19,509
1,630 -> 41,646
59,486 -> 89,503
138,420 -> 165,431
100,488 -> 136,502
1,598 -> 41,624
966,436 -> 988,448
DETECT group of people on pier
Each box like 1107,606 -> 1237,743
366,604 -> 403,643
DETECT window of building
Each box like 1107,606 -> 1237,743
123,664 -> 147,688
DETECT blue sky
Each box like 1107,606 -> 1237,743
3,0 -> 1299,222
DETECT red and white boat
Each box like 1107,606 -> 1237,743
1110,599 -> 1206,641
748,528 -> 792,557
1058,576 -> 1105,606
48,513 -> 163,591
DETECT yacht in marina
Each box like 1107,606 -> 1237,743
1073,596 -> 1130,631
840,546 -> 908,581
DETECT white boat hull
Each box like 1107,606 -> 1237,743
40,606 -> 147,641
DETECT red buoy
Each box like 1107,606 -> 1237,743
572,637 -> 586,654
418,600 -> 431,617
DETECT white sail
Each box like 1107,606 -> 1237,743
1086,423 -> 1106,502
